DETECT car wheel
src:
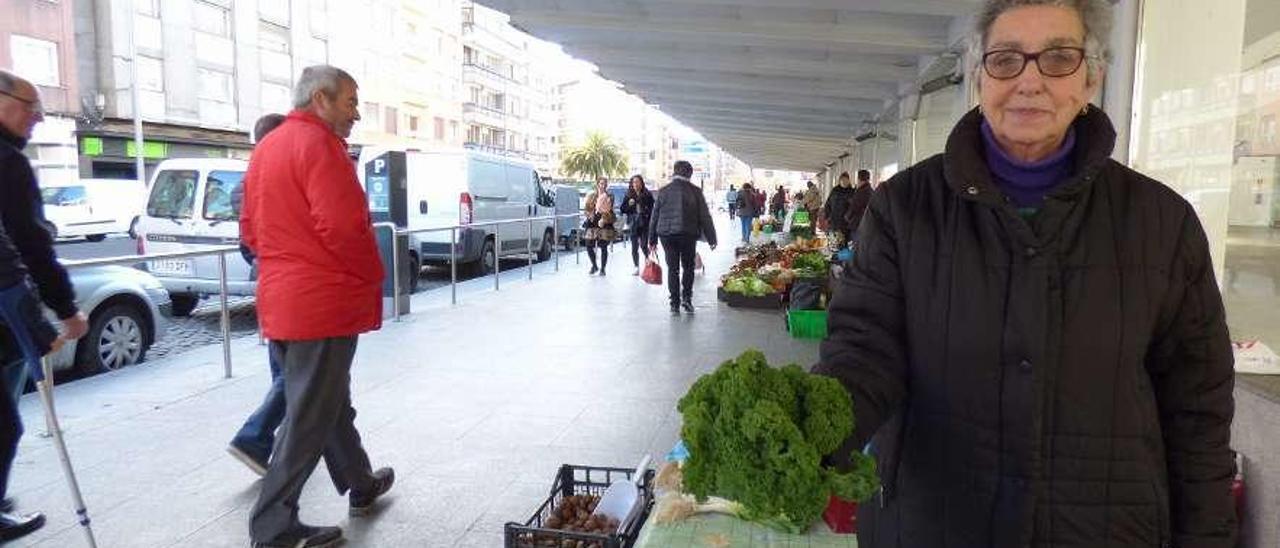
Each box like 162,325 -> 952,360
481,238 -> 497,274
77,304 -> 148,373
537,231 -> 553,262
170,294 -> 200,317
86,234 -> 107,243
407,254 -> 420,294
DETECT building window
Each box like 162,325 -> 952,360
137,55 -> 165,92
408,115 -> 419,133
309,0 -> 328,35
260,0 -> 290,25
9,35 -> 60,87
136,0 -> 160,16
259,23 -> 292,81
262,82 -> 291,113
434,117 -> 445,140
450,121 -> 458,141
385,106 -> 398,134
197,68 -> 233,102
364,102 -> 381,131
193,1 -> 231,37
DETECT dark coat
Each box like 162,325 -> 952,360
0,129 -> 76,319
619,189 -> 655,233
648,176 -> 717,246
822,185 -> 856,228
735,188 -> 761,218
813,107 -> 1236,548
843,183 -> 872,238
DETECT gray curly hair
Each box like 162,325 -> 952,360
292,65 -> 357,109
973,0 -> 1114,84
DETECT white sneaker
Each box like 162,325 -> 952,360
633,268 -> 640,276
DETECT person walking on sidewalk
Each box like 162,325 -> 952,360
583,177 -> 617,276
225,113 -> 288,476
842,169 -> 874,248
240,65 -> 394,548
619,175 -> 654,275
648,161 -> 717,315
820,172 -> 857,245
725,185 -> 739,219
0,69 -> 89,542
735,182 -> 761,243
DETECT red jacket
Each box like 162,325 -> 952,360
240,110 -> 384,340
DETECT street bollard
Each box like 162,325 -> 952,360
450,227 -> 458,306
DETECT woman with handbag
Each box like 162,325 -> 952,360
582,177 -> 617,275
619,175 -> 654,276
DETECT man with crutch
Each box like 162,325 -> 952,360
0,69 -> 91,542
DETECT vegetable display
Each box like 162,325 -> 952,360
676,350 -> 879,534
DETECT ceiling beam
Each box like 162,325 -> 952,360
577,49 -> 918,83
480,0 -> 982,18
597,66 -> 897,101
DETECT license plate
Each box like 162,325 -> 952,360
148,259 -> 192,275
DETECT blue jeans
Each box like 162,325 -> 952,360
0,359 -> 26,500
740,215 -> 755,242
230,351 -> 286,463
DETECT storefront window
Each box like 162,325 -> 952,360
1131,0 -> 1280,351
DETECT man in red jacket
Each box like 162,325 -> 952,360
241,65 -> 393,548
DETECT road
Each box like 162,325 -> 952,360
52,235 -> 591,380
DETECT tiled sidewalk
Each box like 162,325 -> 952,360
11,222 -> 819,547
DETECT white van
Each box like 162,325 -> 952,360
40,179 -> 146,241
360,149 -> 558,276
133,158 -> 250,316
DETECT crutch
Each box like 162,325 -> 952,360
0,285 -> 97,547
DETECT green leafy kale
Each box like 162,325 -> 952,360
677,350 -> 879,534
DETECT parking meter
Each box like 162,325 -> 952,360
365,151 -> 411,317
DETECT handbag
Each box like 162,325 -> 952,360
641,257 -> 663,285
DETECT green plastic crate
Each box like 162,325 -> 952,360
793,210 -> 811,225
787,310 -> 828,339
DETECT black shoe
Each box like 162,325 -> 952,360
252,524 -> 343,548
599,268 -> 606,276
682,301 -> 695,314
0,511 -> 45,542
670,304 -> 681,316
0,498 -> 12,513
350,467 -> 395,517
227,443 -> 269,477
589,266 -> 598,275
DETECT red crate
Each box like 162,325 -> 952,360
823,495 -> 858,534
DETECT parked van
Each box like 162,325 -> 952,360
40,178 -> 146,241
359,149 -> 558,276
133,158 -> 250,316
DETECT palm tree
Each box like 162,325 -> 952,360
560,131 -> 628,181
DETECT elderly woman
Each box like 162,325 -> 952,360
583,177 -> 617,275
814,1 -> 1237,547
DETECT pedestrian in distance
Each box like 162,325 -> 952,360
583,177 -> 617,276
735,182 -> 762,244
725,184 -> 739,219
842,169 -> 874,248
226,112 -> 289,477
0,69 -> 90,543
814,1 -> 1237,545
648,161 -> 717,315
821,172 -> 857,245
619,175 -> 654,276
240,65 -> 394,548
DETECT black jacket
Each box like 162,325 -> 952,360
814,108 -> 1236,548
619,189 -> 655,233
822,185 -> 856,228
649,176 -> 717,246
843,183 -> 872,238
0,128 -> 76,320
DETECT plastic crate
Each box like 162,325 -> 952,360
787,309 -> 829,339
505,464 -> 656,548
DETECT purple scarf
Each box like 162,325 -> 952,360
981,119 -> 1076,210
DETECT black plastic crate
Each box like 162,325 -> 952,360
505,464 -> 656,548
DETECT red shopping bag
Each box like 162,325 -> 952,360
642,258 -> 663,285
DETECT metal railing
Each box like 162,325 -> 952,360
57,212 -> 587,379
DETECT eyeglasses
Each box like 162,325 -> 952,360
0,90 -> 44,114
982,47 -> 1092,80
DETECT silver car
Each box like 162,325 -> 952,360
44,266 -> 172,373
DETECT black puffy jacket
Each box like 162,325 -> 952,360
814,107 -> 1236,548
648,176 -> 717,246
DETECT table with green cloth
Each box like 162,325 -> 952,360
634,513 -> 858,547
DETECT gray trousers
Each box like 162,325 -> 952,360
249,337 -> 375,542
